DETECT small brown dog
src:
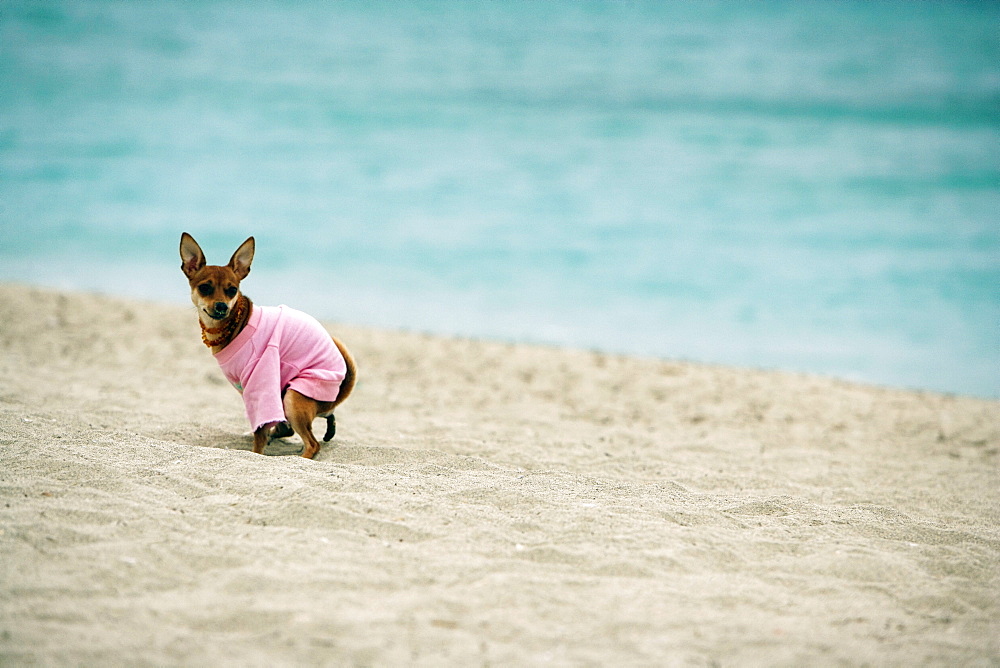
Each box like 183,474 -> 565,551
180,232 -> 356,458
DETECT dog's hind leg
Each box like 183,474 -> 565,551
323,414 -> 336,442
283,389 -> 322,459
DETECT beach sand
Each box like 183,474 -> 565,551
1,283 -> 998,665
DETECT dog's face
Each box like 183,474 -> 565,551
180,233 -> 254,322
188,264 -> 242,321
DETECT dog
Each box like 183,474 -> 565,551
179,232 -> 356,458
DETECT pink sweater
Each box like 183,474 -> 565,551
214,304 -> 347,431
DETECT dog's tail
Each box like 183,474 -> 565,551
332,336 -> 357,407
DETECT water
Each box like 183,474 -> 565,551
2,1 -> 998,398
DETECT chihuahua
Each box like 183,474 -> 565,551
180,232 -> 356,458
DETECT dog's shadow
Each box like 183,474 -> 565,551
191,429 -> 319,457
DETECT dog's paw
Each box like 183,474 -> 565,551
322,415 -> 336,442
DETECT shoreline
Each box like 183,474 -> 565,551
4,277 -> 993,402
2,283 -> 998,664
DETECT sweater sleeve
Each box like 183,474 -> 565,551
240,342 -> 287,432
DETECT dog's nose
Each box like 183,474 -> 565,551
214,302 -> 228,314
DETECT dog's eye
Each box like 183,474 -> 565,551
224,287 -> 238,298
198,284 -> 213,296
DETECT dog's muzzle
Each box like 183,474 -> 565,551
206,302 -> 229,319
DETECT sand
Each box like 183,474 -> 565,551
1,283 -> 998,666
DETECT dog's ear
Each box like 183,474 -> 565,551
228,236 -> 255,280
179,233 -> 206,279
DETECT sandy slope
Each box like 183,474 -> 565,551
1,283 -> 998,665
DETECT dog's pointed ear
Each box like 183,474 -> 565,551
180,233 -> 206,279
228,236 -> 255,280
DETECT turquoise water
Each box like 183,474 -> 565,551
2,1 -> 998,397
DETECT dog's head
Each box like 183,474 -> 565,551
179,233 -> 254,322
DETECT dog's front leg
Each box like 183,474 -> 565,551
252,422 -> 279,455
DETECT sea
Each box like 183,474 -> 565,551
1,1 -> 998,398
